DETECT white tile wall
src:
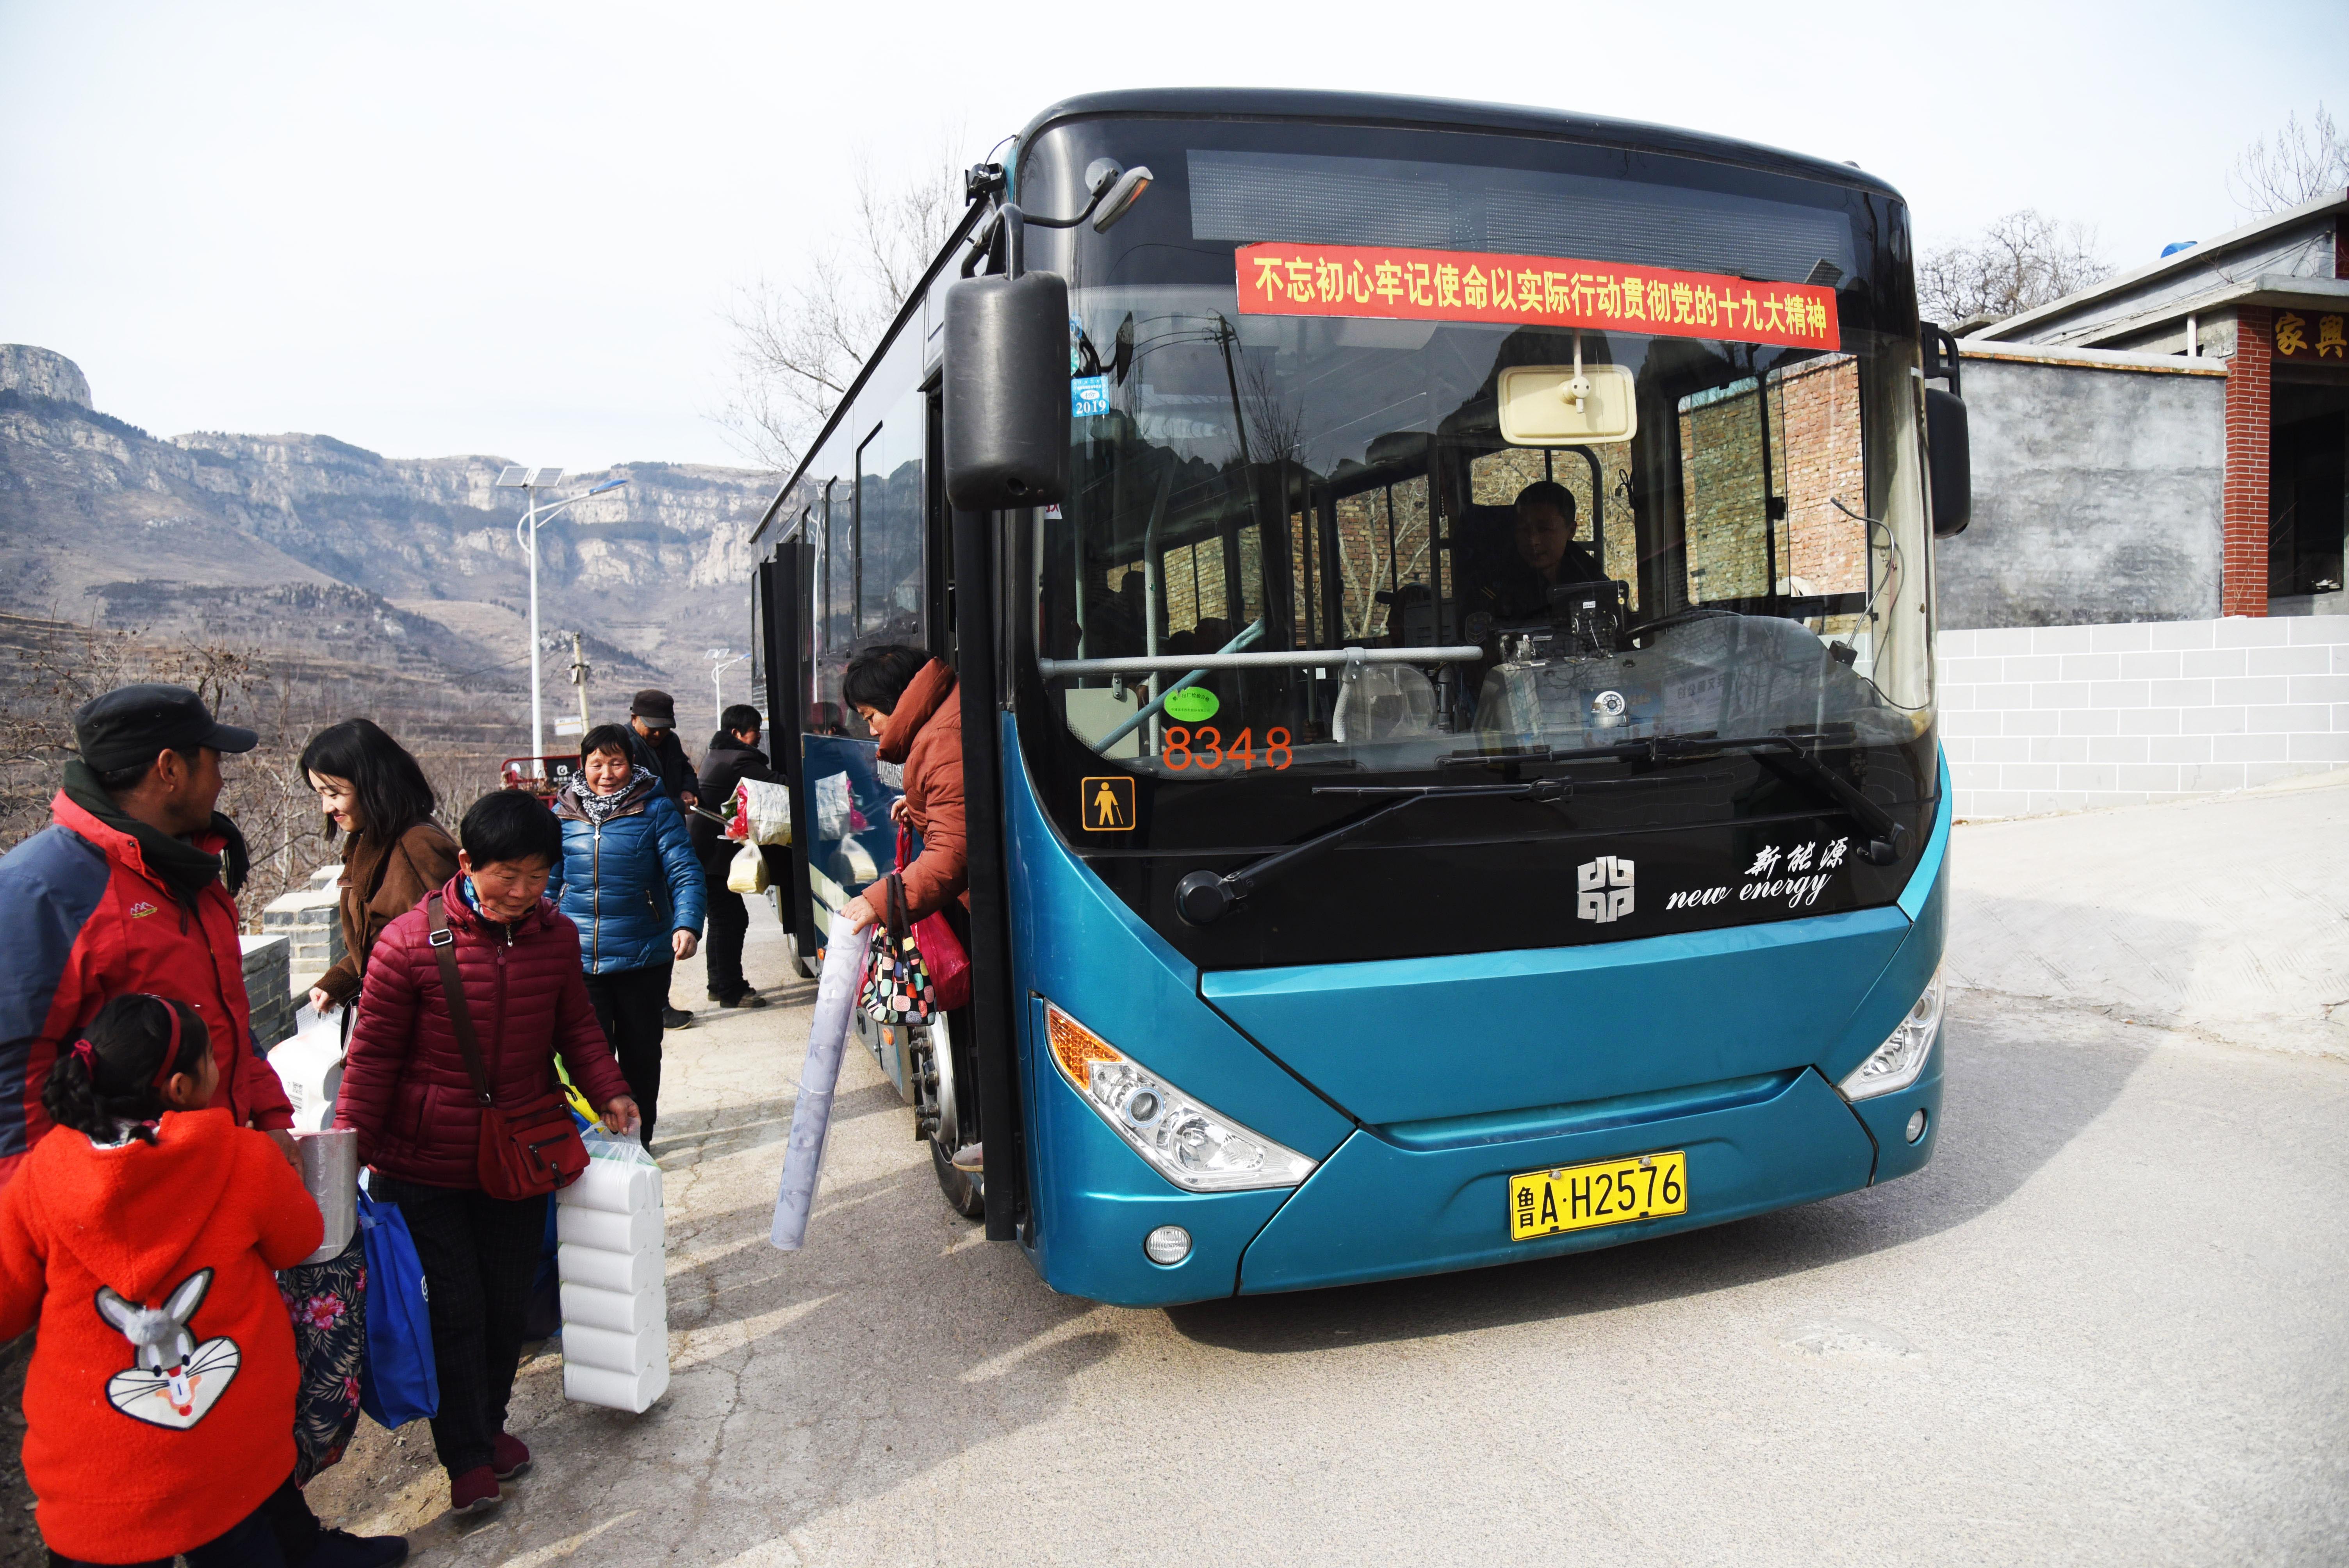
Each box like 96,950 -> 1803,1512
1935,617 -> 2349,819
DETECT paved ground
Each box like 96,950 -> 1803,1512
287,778 -> 2349,1567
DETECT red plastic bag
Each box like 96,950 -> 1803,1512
897,827 -> 970,1012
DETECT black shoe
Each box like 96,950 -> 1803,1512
718,991 -> 769,1009
306,1528 -> 410,1568
663,1005 -> 693,1030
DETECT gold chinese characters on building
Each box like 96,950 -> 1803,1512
2274,310 -> 2347,360
1235,241 -> 1841,351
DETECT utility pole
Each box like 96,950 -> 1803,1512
494,468 -> 628,772
707,647 -> 749,734
569,631 -> 592,733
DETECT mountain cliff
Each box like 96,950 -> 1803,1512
0,345 -> 777,705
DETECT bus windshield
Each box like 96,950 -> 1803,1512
1011,116 -> 1938,965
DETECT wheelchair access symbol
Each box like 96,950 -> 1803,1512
1081,776 -> 1135,831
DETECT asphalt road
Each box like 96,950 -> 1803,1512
304,779 -> 2349,1568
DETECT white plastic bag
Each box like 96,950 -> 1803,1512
735,778 -> 795,846
727,843 -> 768,895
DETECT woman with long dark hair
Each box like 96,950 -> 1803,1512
282,718 -> 457,1527
301,719 -> 459,1021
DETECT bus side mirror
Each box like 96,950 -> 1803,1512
944,271 -> 1070,511
1919,323 -> 1970,539
1926,387 -> 1971,539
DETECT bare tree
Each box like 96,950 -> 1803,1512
1918,210 -> 2110,328
2228,104 -> 2349,216
718,152 -> 970,471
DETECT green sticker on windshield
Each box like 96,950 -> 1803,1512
1164,686 -> 1219,723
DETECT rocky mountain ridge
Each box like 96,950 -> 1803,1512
0,345 -> 777,696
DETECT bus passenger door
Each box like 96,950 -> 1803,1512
924,381 -> 954,668
758,538 -> 820,970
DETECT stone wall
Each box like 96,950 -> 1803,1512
1935,348 -> 2228,629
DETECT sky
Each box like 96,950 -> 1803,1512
2,0 -> 2342,473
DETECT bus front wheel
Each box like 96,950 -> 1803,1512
929,1139 -> 984,1219
916,1016 -> 985,1221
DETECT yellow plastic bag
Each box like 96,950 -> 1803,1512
727,843 -> 768,895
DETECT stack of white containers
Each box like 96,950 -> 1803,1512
555,1137 -> 670,1412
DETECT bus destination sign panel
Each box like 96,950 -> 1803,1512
1238,241 -> 1840,352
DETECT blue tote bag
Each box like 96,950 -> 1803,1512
356,1188 -> 438,1428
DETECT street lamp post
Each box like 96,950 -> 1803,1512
707,647 -> 749,734
495,467 -> 627,772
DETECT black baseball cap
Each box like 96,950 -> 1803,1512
629,689 -> 677,729
74,684 -> 259,772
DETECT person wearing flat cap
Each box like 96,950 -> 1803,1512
0,684 -> 298,1190
624,689 -> 698,810
621,690 -> 700,1030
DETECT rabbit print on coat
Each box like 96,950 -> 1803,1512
95,1267 -> 242,1429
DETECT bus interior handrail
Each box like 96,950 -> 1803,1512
1038,646 -> 1485,679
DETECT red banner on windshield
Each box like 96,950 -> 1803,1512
1235,241 -> 1840,351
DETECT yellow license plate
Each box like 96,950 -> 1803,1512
1509,1150 -> 1687,1240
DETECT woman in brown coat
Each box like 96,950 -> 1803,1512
838,647 -> 981,1176
303,718 -> 460,1018
838,646 -> 966,933
289,716 -> 457,1514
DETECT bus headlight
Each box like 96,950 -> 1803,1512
1839,968 -> 1943,1101
1044,1002 -> 1318,1192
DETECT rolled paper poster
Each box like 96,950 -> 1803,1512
770,912 -> 873,1251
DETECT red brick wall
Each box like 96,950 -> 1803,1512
2222,305 -> 2272,616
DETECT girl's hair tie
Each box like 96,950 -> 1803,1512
68,1039 -> 97,1074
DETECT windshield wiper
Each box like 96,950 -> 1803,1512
1444,732 -> 1907,864
1174,780 -> 1569,925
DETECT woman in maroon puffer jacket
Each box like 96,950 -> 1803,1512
334,790 -> 636,1519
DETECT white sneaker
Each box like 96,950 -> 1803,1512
950,1142 -> 984,1172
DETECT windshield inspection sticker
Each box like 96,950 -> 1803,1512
1071,375 -> 1110,417
1162,686 -> 1219,723
1237,241 -> 1840,351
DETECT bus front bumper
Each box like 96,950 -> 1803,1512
1233,1062 -> 1913,1296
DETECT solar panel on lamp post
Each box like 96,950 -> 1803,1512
496,467 -> 628,773
707,647 -> 748,736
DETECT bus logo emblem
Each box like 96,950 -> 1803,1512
1081,776 -> 1135,832
1577,856 -> 1634,923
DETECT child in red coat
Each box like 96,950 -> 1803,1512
0,994 -> 323,1567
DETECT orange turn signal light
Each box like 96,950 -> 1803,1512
1044,1003 -> 1123,1085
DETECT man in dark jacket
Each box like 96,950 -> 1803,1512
624,689 -> 700,1027
625,690 -> 697,808
694,704 -> 775,1009
0,684 -> 296,1189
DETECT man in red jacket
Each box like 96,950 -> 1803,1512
0,684 -> 295,1189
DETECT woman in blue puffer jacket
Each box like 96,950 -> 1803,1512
551,723 -> 707,1153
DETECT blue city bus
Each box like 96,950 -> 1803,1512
747,89 -> 1969,1306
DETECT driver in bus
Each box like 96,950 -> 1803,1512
1465,479 -> 1607,640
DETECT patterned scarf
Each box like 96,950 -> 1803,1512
561,770 -> 654,825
